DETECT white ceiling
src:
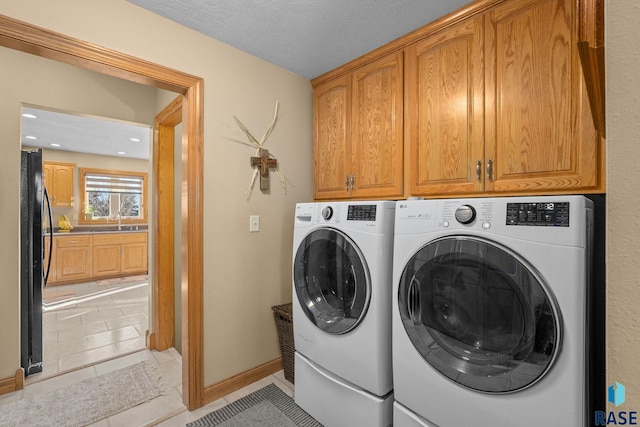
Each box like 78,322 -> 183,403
127,0 -> 473,79
21,106 -> 152,160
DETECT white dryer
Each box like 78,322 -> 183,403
292,201 -> 395,427
392,196 -> 593,427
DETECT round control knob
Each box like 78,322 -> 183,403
321,206 -> 334,220
455,205 -> 476,224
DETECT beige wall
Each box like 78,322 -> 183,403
0,0 -> 313,386
606,0 -> 640,409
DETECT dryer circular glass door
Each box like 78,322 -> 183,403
398,236 -> 561,393
294,228 -> 370,335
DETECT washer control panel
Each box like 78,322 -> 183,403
454,205 -> 476,224
347,204 -> 377,221
506,202 -> 570,227
321,206 -> 334,220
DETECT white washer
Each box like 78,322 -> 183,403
292,201 -> 395,427
392,196 -> 593,427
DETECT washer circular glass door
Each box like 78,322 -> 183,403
294,228 -> 370,334
398,236 -> 561,393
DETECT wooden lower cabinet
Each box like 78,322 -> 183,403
92,244 -> 122,277
46,232 -> 148,285
121,241 -> 148,274
92,233 -> 148,278
56,237 -> 91,283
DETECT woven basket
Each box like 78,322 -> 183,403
272,303 -> 294,384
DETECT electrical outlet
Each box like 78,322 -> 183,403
250,215 -> 260,232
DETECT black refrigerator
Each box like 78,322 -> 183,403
20,149 -> 52,377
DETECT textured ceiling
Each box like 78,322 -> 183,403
23,1 -> 474,160
127,0 -> 472,79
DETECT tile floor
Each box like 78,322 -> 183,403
0,348 -> 295,426
4,276 -> 295,425
37,277 -> 150,381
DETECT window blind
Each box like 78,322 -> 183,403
85,174 -> 143,195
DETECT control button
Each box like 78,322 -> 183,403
482,221 -> 491,230
322,206 -> 334,220
442,220 -> 450,228
454,205 -> 476,224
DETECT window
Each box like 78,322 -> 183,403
79,168 -> 148,225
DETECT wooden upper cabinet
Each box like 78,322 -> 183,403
407,16 -> 485,196
350,51 -> 404,199
313,52 -> 403,199
485,0 -> 601,193
43,161 -> 75,207
312,0 -> 603,200
313,75 -> 351,199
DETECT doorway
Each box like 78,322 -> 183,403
20,105 -> 154,381
1,15 -> 205,410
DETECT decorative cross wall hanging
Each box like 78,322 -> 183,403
250,148 -> 277,191
230,101 -> 291,196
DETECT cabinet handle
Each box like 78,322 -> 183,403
345,176 -> 350,191
350,175 -> 355,190
486,159 -> 494,181
476,160 -> 482,182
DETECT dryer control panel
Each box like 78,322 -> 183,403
506,202 -> 570,227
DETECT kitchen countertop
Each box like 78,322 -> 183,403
50,225 -> 148,235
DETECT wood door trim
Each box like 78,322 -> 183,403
0,14 -> 205,410
0,369 -> 24,395
153,97 -> 180,354
203,358 -> 283,404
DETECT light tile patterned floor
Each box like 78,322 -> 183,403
0,348 -> 294,426
34,278 -> 150,382
4,278 -> 295,425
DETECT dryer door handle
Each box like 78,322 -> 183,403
407,277 -> 421,323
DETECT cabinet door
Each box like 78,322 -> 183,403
485,0 -> 600,193
351,51 -> 404,198
313,75 -> 352,199
92,244 -> 122,277
42,163 -> 52,193
121,242 -> 148,274
55,236 -> 91,282
407,17 -> 485,196
52,164 -> 74,207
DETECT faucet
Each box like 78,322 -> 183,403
113,210 -> 122,231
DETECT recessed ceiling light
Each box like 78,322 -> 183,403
129,138 -> 141,142
22,113 -> 37,119
117,151 -> 127,155
24,135 -> 38,140
50,143 -> 61,147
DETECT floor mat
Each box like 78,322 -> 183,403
187,383 -> 323,427
0,361 -> 162,427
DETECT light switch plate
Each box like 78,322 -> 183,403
250,215 -> 260,232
